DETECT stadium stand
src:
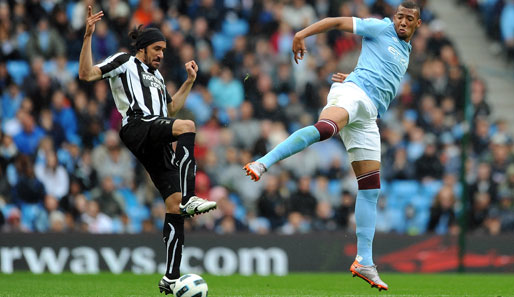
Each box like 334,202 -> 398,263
0,0 -> 513,236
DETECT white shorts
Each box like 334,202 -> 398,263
323,82 -> 381,163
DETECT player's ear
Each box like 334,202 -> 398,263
416,18 -> 422,29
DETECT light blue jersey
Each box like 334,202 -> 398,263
345,17 -> 411,116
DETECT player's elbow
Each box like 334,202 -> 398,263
79,72 -> 96,82
78,71 -> 91,82
79,67 -> 100,82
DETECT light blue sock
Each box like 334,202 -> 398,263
355,189 -> 380,266
257,126 -> 320,169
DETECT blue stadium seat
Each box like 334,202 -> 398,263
125,205 -> 150,233
211,33 -> 233,60
20,203 -> 45,231
43,61 -> 56,73
119,188 -> 139,208
414,180 -> 443,211
67,61 -> 80,77
111,218 -> 123,233
387,207 -> 406,233
328,180 -> 342,198
1,204 -> 17,218
6,60 -> 30,85
411,208 -> 430,234
66,2 -> 75,22
387,180 -> 420,209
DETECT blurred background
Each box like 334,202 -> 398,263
1,0 -> 514,269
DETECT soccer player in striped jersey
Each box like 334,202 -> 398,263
244,1 -> 422,291
78,6 -> 216,295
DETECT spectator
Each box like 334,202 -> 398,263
39,108 -> 66,148
34,150 -> 69,200
214,196 -> 247,234
90,176 -> 125,219
12,154 -> 46,206
427,186 -> 458,235
2,208 -> 28,232
91,130 -> 134,187
91,21 -> 118,61
500,0 -> 514,60
207,66 -> 244,111
280,211 -> 311,234
256,174 -> 287,230
414,136 -> 444,182
13,111 -> 45,155
81,199 -> 113,233
1,83 -> 23,124
230,101 -> 261,150
468,162 -> 498,204
49,55 -> 74,88
469,192 -> 493,233
51,90 -> 78,142
282,0 -> 317,31
25,18 -> 66,61
335,191 -> 355,230
312,201 -> 338,231
289,176 -> 317,218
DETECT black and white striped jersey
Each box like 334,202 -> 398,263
95,52 -> 172,126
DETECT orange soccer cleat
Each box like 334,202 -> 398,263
243,161 -> 267,182
350,260 -> 389,291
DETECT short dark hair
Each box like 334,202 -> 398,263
399,1 -> 421,18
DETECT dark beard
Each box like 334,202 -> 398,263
144,51 -> 158,71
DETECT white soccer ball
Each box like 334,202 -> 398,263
173,274 -> 208,297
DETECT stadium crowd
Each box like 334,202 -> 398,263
1,0 -> 513,236
460,0 -> 514,62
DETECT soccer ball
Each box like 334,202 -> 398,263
173,274 -> 208,297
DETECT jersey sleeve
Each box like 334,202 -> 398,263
166,91 -> 172,104
95,52 -> 130,79
353,17 -> 390,38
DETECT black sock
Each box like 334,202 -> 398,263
163,213 -> 184,280
175,132 -> 197,205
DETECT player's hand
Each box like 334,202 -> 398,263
84,6 -> 104,38
331,72 -> 349,83
185,60 -> 198,82
292,34 -> 307,64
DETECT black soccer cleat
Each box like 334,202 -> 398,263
158,277 -> 176,295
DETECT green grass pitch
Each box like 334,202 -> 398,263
0,272 -> 513,296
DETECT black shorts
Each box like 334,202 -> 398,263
119,115 -> 180,199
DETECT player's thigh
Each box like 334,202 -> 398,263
342,116 -> 381,176
138,143 -> 182,204
322,82 -> 368,129
319,106 -> 349,129
147,116 -> 177,143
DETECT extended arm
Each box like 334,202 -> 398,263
167,60 -> 199,117
292,17 -> 354,64
78,6 -> 104,82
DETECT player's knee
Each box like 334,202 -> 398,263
356,170 -> 380,190
314,119 -> 339,141
175,119 -> 196,134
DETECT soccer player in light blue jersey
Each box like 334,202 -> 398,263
244,1 -> 422,291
